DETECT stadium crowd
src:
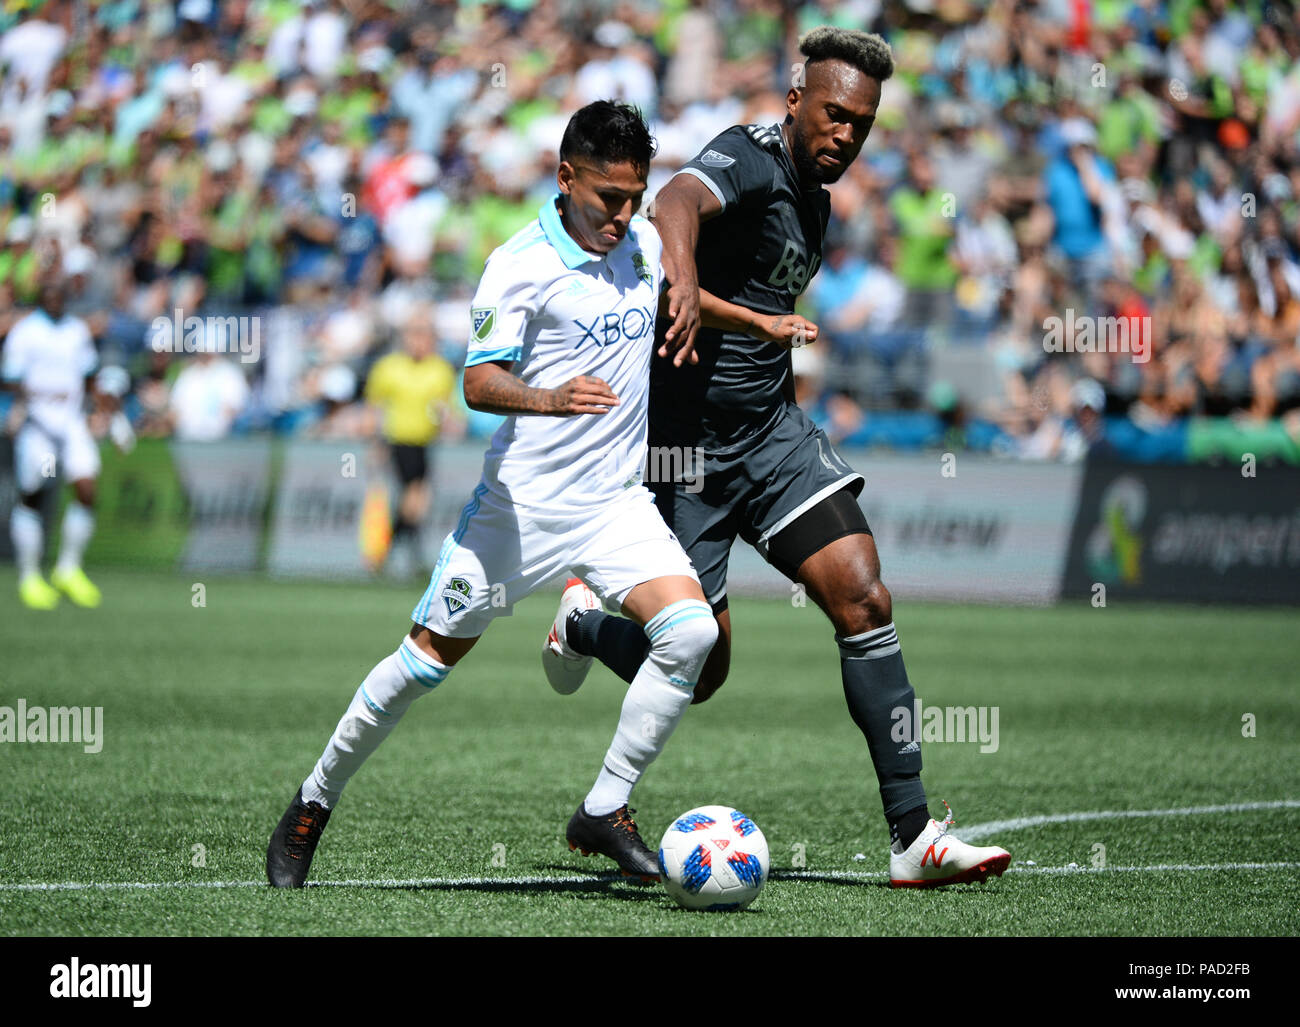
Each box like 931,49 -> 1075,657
3,0 -> 1300,461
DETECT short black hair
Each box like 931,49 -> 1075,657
799,27 -> 894,83
559,100 -> 656,173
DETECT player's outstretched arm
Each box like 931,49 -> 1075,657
651,174 -> 722,368
658,289 -> 819,350
698,290 -> 819,351
463,361 -> 619,417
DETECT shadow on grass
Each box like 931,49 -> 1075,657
769,870 -> 893,889
301,864 -> 663,901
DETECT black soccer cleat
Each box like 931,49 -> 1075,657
566,803 -> 660,882
266,788 -> 332,888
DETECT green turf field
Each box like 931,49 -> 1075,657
1,567 -> 1297,936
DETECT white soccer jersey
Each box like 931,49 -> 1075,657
464,194 -> 663,516
2,309 -> 97,437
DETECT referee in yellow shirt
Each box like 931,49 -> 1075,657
364,309 -> 457,573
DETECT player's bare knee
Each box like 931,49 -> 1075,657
860,579 -> 893,629
834,578 -> 892,636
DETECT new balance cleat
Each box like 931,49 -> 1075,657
889,804 -> 1010,888
542,577 -> 598,695
18,573 -> 60,610
51,566 -> 101,608
266,788 -> 333,888
566,803 -> 660,882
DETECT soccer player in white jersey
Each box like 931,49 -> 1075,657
268,101 -> 764,886
3,275 -> 105,610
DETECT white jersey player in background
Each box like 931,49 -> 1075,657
268,101 -> 759,886
3,275 -> 108,610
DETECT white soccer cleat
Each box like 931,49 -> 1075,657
889,804 -> 1011,888
542,577 -> 599,695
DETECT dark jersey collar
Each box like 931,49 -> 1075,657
762,121 -> 827,200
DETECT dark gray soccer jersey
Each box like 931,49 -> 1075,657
650,123 -> 829,453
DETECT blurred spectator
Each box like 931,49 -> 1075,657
305,364 -> 375,439
167,332 -> 251,442
1,0 -> 1297,466
890,151 -> 956,329
1043,118 -> 1118,305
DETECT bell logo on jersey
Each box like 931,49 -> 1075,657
574,304 -> 656,349
441,577 -> 472,616
768,239 -> 821,296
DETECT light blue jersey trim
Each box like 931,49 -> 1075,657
538,193 -> 601,270
413,536 -> 457,626
413,483 -> 489,625
500,221 -> 545,255
465,345 -> 523,367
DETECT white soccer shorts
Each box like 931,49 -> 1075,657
14,419 -> 101,494
411,483 -> 698,638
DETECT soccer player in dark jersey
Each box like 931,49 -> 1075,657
542,28 -> 1011,887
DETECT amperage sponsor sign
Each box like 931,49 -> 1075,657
1063,460 -> 1300,602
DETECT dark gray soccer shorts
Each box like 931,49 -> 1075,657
647,403 -> 865,611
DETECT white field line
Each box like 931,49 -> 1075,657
781,862 -> 1300,881
3,862 -> 1299,894
1,801 -> 1296,894
955,799 -> 1300,842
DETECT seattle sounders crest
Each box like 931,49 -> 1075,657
441,577 -> 472,616
631,252 -> 653,286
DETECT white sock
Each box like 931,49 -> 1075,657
11,505 -> 42,579
302,636 -> 450,808
585,600 -> 717,816
55,501 -> 95,574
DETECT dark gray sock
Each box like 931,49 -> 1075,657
567,610 -> 648,685
837,622 -> 928,830
893,805 -> 932,849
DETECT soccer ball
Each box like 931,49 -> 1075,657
657,805 -> 769,911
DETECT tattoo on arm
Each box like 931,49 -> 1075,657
465,363 -> 554,415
